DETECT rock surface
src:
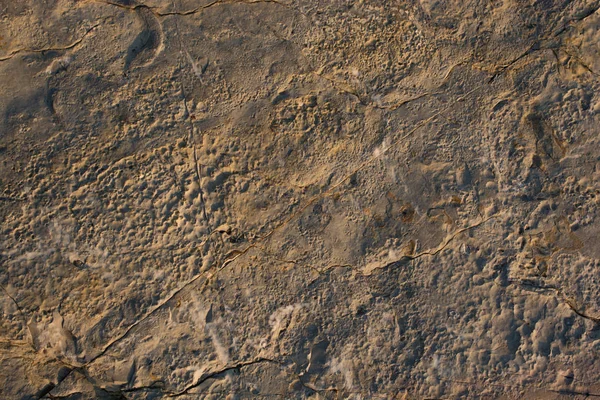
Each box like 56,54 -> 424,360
1,0 -> 600,398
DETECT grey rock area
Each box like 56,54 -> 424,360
1,0 -> 600,398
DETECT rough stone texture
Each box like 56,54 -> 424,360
1,0 -> 600,398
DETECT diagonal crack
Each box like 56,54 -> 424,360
166,357 -> 279,397
406,216 -> 495,260
314,70 -> 442,111
0,20 -> 107,62
162,356 -> 338,398
511,278 -> 600,325
83,271 -> 211,366
0,284 -> 31,346
553,3 -> 600,36
310,215 -> 496,278
487,3 -> 600,82
548,388 -> 600,398
488,43 -> 540,83
39,242 -> 260,398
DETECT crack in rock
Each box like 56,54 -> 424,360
0,20 -> 106,62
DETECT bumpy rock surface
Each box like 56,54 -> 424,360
2,0 -> 600,398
